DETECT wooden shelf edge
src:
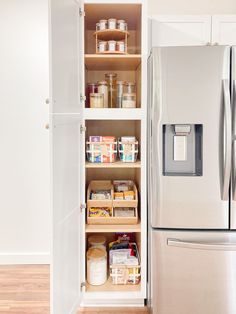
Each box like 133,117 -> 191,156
86,277 -> 141,293
85,161 -> 141,168
85,222 -> 141,233
85,54 -> 141,58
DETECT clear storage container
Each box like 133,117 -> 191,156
108,40 -> 116,52
105,73 -> 117,108
117,20 -> 126,31
98,81 -> 108,108
117,41 -> 125,53
99,19 -> 107,30
98,41 -> 107,53
86,83 -> 98,108
90,93 -> 104,108
116,81 -> 126,108
122,93 -> 136,108
87,247 -> 107,286
108,18 -> 117,30
88,235 -> 106,250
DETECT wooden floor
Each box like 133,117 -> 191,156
0,265 -> 148,314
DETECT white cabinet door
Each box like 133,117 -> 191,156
49,0 -> 84,113
51,114 -> 82,314
212,15 -> 236,45
149,15 -> 211,48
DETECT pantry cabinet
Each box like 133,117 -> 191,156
212,15 -> 236,45
49,0 -> 147,313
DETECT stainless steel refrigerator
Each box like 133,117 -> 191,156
148,46 -> 236,314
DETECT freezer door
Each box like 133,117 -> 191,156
150,230 -> 236,314
231,46 -> 236,229
149,46 -> 231,229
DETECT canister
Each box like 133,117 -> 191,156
98,41 -> 107,53
116,81 -> 126,108
108,18 -> 117,30
122,93 -> 136,108
108,40 -> 116,52
105,73 -> 117,108
99,19 -> 107,30
117,20 -> 126,31
86,83 -> 98,108
117,41 -> 125,53
97,81 -> 108,107
88,235 -> 106,250
87,247 -> 107,286
126,82 -> 136,94
90,93 -> 104,108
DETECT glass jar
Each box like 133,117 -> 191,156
122,93 -> 136,108
117,20 -> 126,31
88,235 -> 106,250
96,23 -> 100,31
99,19 -> 107,30
98,81 -> 108,108
126,82 -> 136,94
90,93 -> 104,108
108,18 -> 117,29
108,40 -> 116,52
86,83 -> 98,108
116,81 -> 126,108
105,73 -> 117,108
87,247 -> 107,286
117,41 -> 125,53
98,41 -> 107,53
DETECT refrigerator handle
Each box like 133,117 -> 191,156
222,79 -> 232,201
233,79 -> 236,201
168,238 -> 236,251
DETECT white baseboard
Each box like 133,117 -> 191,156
0,252 -> 51,265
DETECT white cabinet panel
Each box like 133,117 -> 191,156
51,114 -> 82,314
49,0 -> 83,113
212,15 -> 236,45
149,15 -> 211,48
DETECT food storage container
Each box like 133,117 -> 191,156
122,93 -> 136,108
118,136 -> 138,162
86,83 -> 98,108
87,247 -> 107,285
117,20 -> 126,31
108,40 -> 116,52
116,81 -> 126,108
90,93 -> 104,108
126,82 -> 136,94
98,41 -> 107,53
98,81 -> 108,107
86,136 -> 117,163
108,18 -> 117,29
88,235 -> 106,250
99,19 -> 107,30
105,73 -> 117,108
96,22 -> 100,31
117,41 -> 125,53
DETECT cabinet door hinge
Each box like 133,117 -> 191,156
79,8 -> 85,17
80,125 -> 86,134
80,94 -> 86,103
80,282 -> 86,291
80,204 -> 86,212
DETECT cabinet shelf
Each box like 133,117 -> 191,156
84,108 -> 144,120
85,222 -> 141,233
85,160 -> 141,169
94,29 -> 130,40
84,54 -> 141,70
86,277 -> 141,293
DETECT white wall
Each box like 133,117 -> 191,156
148,0 -> 236,14
0,0 -> 50,264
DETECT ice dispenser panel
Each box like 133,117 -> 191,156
163,124 -> 203,176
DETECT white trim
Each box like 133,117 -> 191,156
80,298 -> 144,307
0,252 -> 51,265
212,15 -> 236,45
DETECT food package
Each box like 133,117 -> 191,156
89,207 -> 112,217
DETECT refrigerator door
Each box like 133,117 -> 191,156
149,46 -> 231,229
231,46 -> 236,229
150,229 -> 236,314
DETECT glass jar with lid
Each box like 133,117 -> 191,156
108,18 -> 117,30
117,20 -> 126,31
105,73 -> 117,108
90,93 -> 104,108
98,81 -> 108,108
99,19 -> 107,30
87,247 -> 107,286
116,81 -> 126,108
86,83 -> 98,108
88,235 -> 106,250
122,93 -> 136,108
126,82 -> 136,94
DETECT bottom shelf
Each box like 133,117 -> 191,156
86,276 -> 141,293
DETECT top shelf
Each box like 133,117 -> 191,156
94,29 -> 130,40
85,54 -> 141,70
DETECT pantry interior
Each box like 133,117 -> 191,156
50,0 -> 147,311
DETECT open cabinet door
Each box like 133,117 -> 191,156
49,0 -> 84,114
51,115 -> 82,314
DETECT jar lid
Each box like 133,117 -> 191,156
90,93 -> 104,97
126,82 -> 136,86
117,41 -> 125,44
99,41 -> 107,45
108,18 -> 117,21
117,20 -> 125,23
108,40 -> 116,44
98,81 -> 108,85
87,82 -> 97,86
87,247 -> 107,259
105,73 -> 117,78
88,235 -> 106,245
99,19 -> 107,23
116,81 -> 126,85
123,93 -> 136,96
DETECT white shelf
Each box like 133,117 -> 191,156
84,108 -> 144,120
85,161 -> 141,168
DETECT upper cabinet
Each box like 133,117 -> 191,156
212,15 -> 236,45
49,0 -> 84,114
149,15 -> 211,48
